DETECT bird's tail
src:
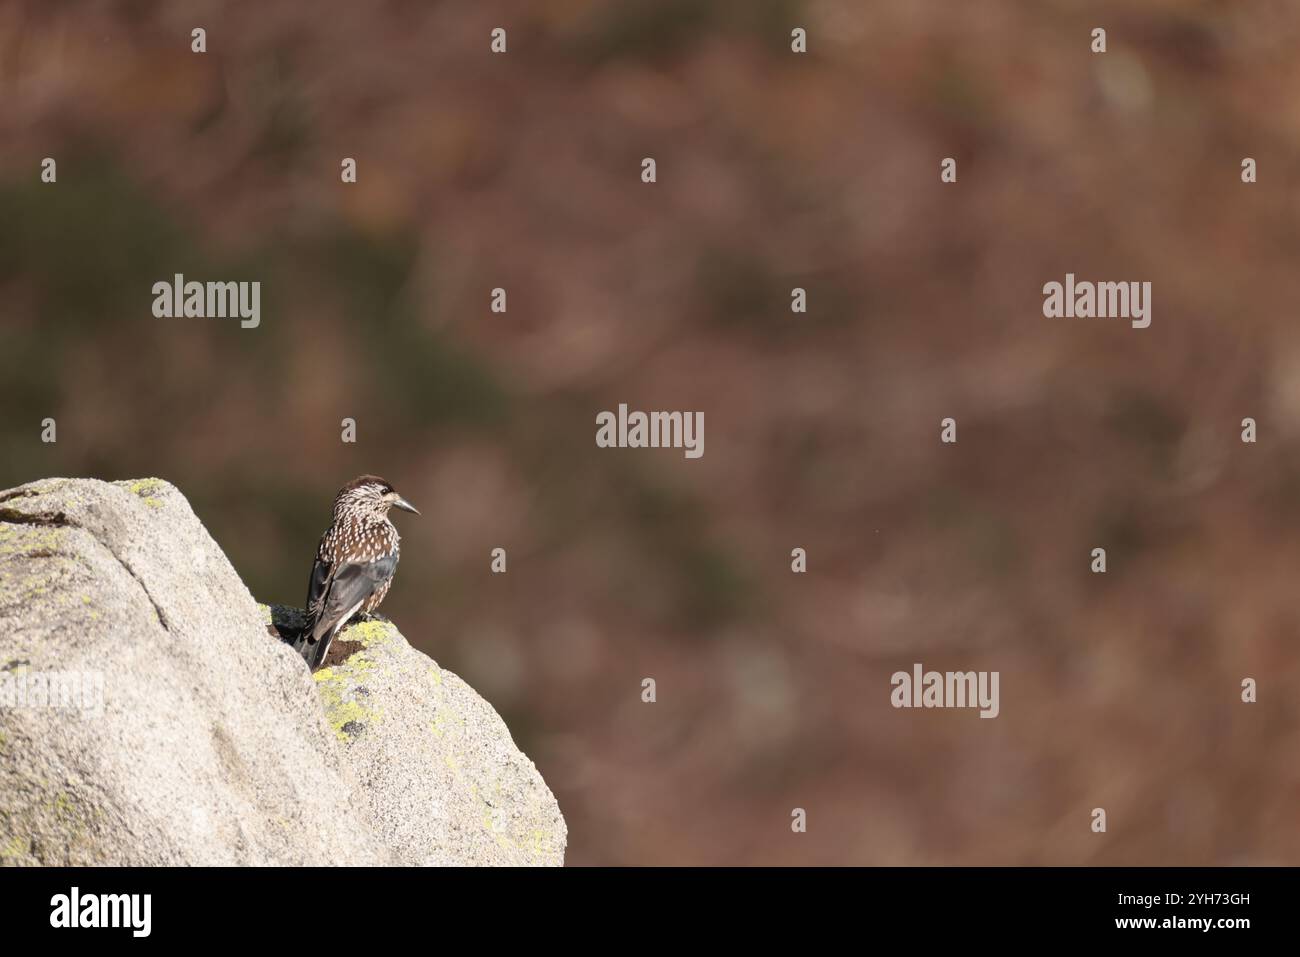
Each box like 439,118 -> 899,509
289,631 -> 317,667
268,607 -> 318,667
307,633 -> 334,670
294,622 -> 337,671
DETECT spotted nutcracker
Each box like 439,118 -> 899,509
296,475 -> 419,670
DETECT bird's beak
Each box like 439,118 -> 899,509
392,497 -> 420,515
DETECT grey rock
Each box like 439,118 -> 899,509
0,477 -> 565,866
269,605 -> 566,866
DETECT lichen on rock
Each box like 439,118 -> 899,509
265,603 -> 566,865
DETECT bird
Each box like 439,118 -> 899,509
294,475 -> 419,670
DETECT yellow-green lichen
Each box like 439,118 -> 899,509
438,737 -> 550,861
43,791 -> 96,850
0,834 -> 29,859
313,661 -> 383,741
345,619 -> 394,647
117,478 -> 166,509
0,524 -> 65,559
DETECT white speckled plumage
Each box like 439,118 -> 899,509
299,475 -> 418,669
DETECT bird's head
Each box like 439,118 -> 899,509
333,474 -> 420,522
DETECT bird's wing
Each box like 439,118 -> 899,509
309,553 -> 399,643
304,552 -> 335,633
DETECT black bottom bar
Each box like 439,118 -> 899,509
0,866 -> 1284,943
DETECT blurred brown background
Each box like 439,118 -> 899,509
2,0 -> 1298,864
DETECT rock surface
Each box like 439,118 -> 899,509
0,477 -> 565,866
